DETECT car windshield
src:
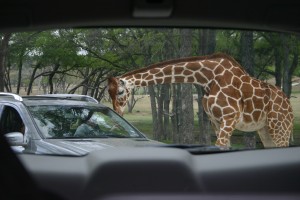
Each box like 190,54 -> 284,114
27,105 -> 143,139
1,27 -> 300,153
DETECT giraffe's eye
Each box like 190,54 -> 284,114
118,90 -> 124,95
119,80 -> 125,86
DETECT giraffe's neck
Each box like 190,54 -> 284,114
121,59 -> 222,91
108,53 -> 249,117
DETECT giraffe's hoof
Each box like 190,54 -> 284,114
215,140 -> 231,150
215,144 -> 231,151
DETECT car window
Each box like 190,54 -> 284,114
27,105 -> 142,138
0,106 -> 25,135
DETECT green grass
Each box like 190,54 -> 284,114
124,113 -> 154,138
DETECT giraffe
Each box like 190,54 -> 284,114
107,53 -> 294,148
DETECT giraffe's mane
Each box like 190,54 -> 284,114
120,52 -> 246,78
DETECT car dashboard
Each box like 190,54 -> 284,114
18,146 -> 300,200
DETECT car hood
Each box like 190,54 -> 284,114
32,138 -> 164,156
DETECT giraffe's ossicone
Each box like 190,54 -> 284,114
107,53 -> 294,148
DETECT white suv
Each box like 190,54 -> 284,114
0,92 -> 162,155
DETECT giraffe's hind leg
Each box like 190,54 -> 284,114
266,112 -> 291,147
257,126 -> 276,148
210,120 -> 231,147
215,118 -> 236,148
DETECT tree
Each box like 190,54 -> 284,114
0,33 -> 11,91
196,29 -> 216,145
281,34 -> 299,98
239,31 -> 256,149
153,29 -> 177,141
173,29 -> 194,144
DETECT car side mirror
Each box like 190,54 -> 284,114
5,132 -> 26,146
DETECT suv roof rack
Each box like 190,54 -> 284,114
22,94 -> 99,103
0,92 -> 23,101
36,94 -> 99,103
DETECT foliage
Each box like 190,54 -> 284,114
2,28 -> 300,146
4,28 -> 299,96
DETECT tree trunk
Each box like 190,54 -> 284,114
148,29 -> 176,142
16,57 -> 23,94
177,29 -> 194,144
195,85 -> 211,145
162,84 -> 171,140
282,34 -> 299,98
274,47 -> 282,88
48,64 -> 60,94
5,62 -> 12,92
197,29 -> 216,145
68,69 -> 98,94
0,33 -> 11,92
127,89 -> 135,113
181,84 -> 194,143
96,86 -> 107,102
81,67 -> 90,95
240,31 -> 256,149
159,30 -> 176,141
157,85 -> 165,141
149,85 -> 159,140
27,64 -> 40,95
240,31 -> 254,76
171,84 -> 181,143
91,72 -> 102,98
200,29 -> 216,55
283,52 -> 298,98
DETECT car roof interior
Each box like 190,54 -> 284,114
1,0 -> 300,33
1,0 -> 300,200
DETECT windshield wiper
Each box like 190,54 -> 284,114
103,132 -> 129,138
50,135 -> 109,139
157,144 -> 236,154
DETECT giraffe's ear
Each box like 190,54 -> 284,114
107,77 -> 118,97
107,77 -> 116,84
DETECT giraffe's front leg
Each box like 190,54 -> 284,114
215,119 -> 236,149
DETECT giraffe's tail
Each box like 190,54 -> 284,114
289,129 -> 294,145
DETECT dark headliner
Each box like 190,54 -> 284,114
1,0 -> 300,34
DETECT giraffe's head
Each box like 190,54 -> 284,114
107,77 -> 131,116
